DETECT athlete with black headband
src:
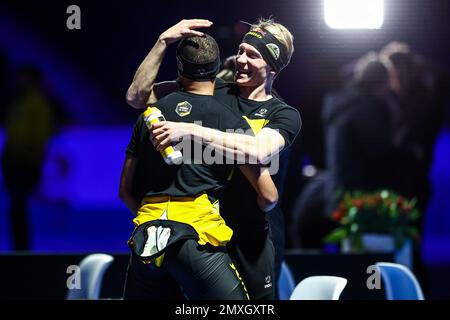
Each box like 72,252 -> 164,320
120,33 -> 279,300
126,18 -> 301,300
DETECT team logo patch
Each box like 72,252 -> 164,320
175,101 -> 192,117
266,43 -> 280,60
255,108 -> 268,117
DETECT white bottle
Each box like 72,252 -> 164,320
143,107 -> 183,165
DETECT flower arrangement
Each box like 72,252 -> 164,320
324,190 -> 421,251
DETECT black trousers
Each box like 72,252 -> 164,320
227,230 -> 276,300
267,205 -> 285,298
123,239 -> 248,300
2,149 -> 43,251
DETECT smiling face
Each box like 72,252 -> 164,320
234,43 -> 273,88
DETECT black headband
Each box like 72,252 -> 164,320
242,28 -> 289,72
176,47 -> 220,81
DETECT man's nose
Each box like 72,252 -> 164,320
236,54 -> 247,64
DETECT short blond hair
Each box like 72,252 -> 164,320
251,18 -> 294,65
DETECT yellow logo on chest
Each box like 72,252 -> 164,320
243,116 -> 270,134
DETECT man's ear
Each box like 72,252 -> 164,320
267,68 -> 277,80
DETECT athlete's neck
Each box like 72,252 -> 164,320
179,77 -> 215,96
239,80 -> 273,101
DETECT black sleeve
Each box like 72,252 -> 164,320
265,104 -> 302,148
126,114 -> 144,157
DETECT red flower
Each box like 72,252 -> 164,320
325,190 -> 421,249
331,209 -> 345,222
403,205 -> 412,214
352,199 -> 364,208
365,196 -> 376,207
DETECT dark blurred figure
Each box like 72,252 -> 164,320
1,65 -> 64,251
291,52 -> 414,249
0,51 -> 13,122
217,55 -> 236,82
381,42 -> 448,294
289,169 -> 335,249
380,42 -> 447,210
323,52 -> 405,192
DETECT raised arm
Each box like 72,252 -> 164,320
239,165 -> 278,212
118,156 -> 140,216
126,19 -> 213,109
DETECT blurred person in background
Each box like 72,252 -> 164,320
291,52 -> 415,249
0,51 -> 13,122
1,65 -> 63,250
380,41 -> 447,211
323,52 -> 402,194
380,41 -> 448,294
217,55 -> 237,82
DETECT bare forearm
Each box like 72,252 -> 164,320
240,165 -> 278,212
126,19 -> 213,109
151,121 -> 285,164
126,38 -> 168,109
119,156 -> 140,216
120,193 -> 140,216
191,124 -> 283,164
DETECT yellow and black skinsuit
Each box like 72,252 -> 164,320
212,79 -> 301,300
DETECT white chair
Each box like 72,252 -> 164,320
289,276 -> 347,300
375,262 -> 425,300
66,253 -> 114,300
278,261 -> 296,300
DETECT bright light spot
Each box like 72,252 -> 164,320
302,165 -> 318,178
324,0 -> 384,29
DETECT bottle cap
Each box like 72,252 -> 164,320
143,107 -> 152,118
143,107 -> 161,118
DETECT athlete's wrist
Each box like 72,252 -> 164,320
156,36 -> 169,49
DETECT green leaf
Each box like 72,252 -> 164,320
348,207 -> 358,220
409,209 -> 421,221
324,228 -> 348,243
406,227 -> 420,239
